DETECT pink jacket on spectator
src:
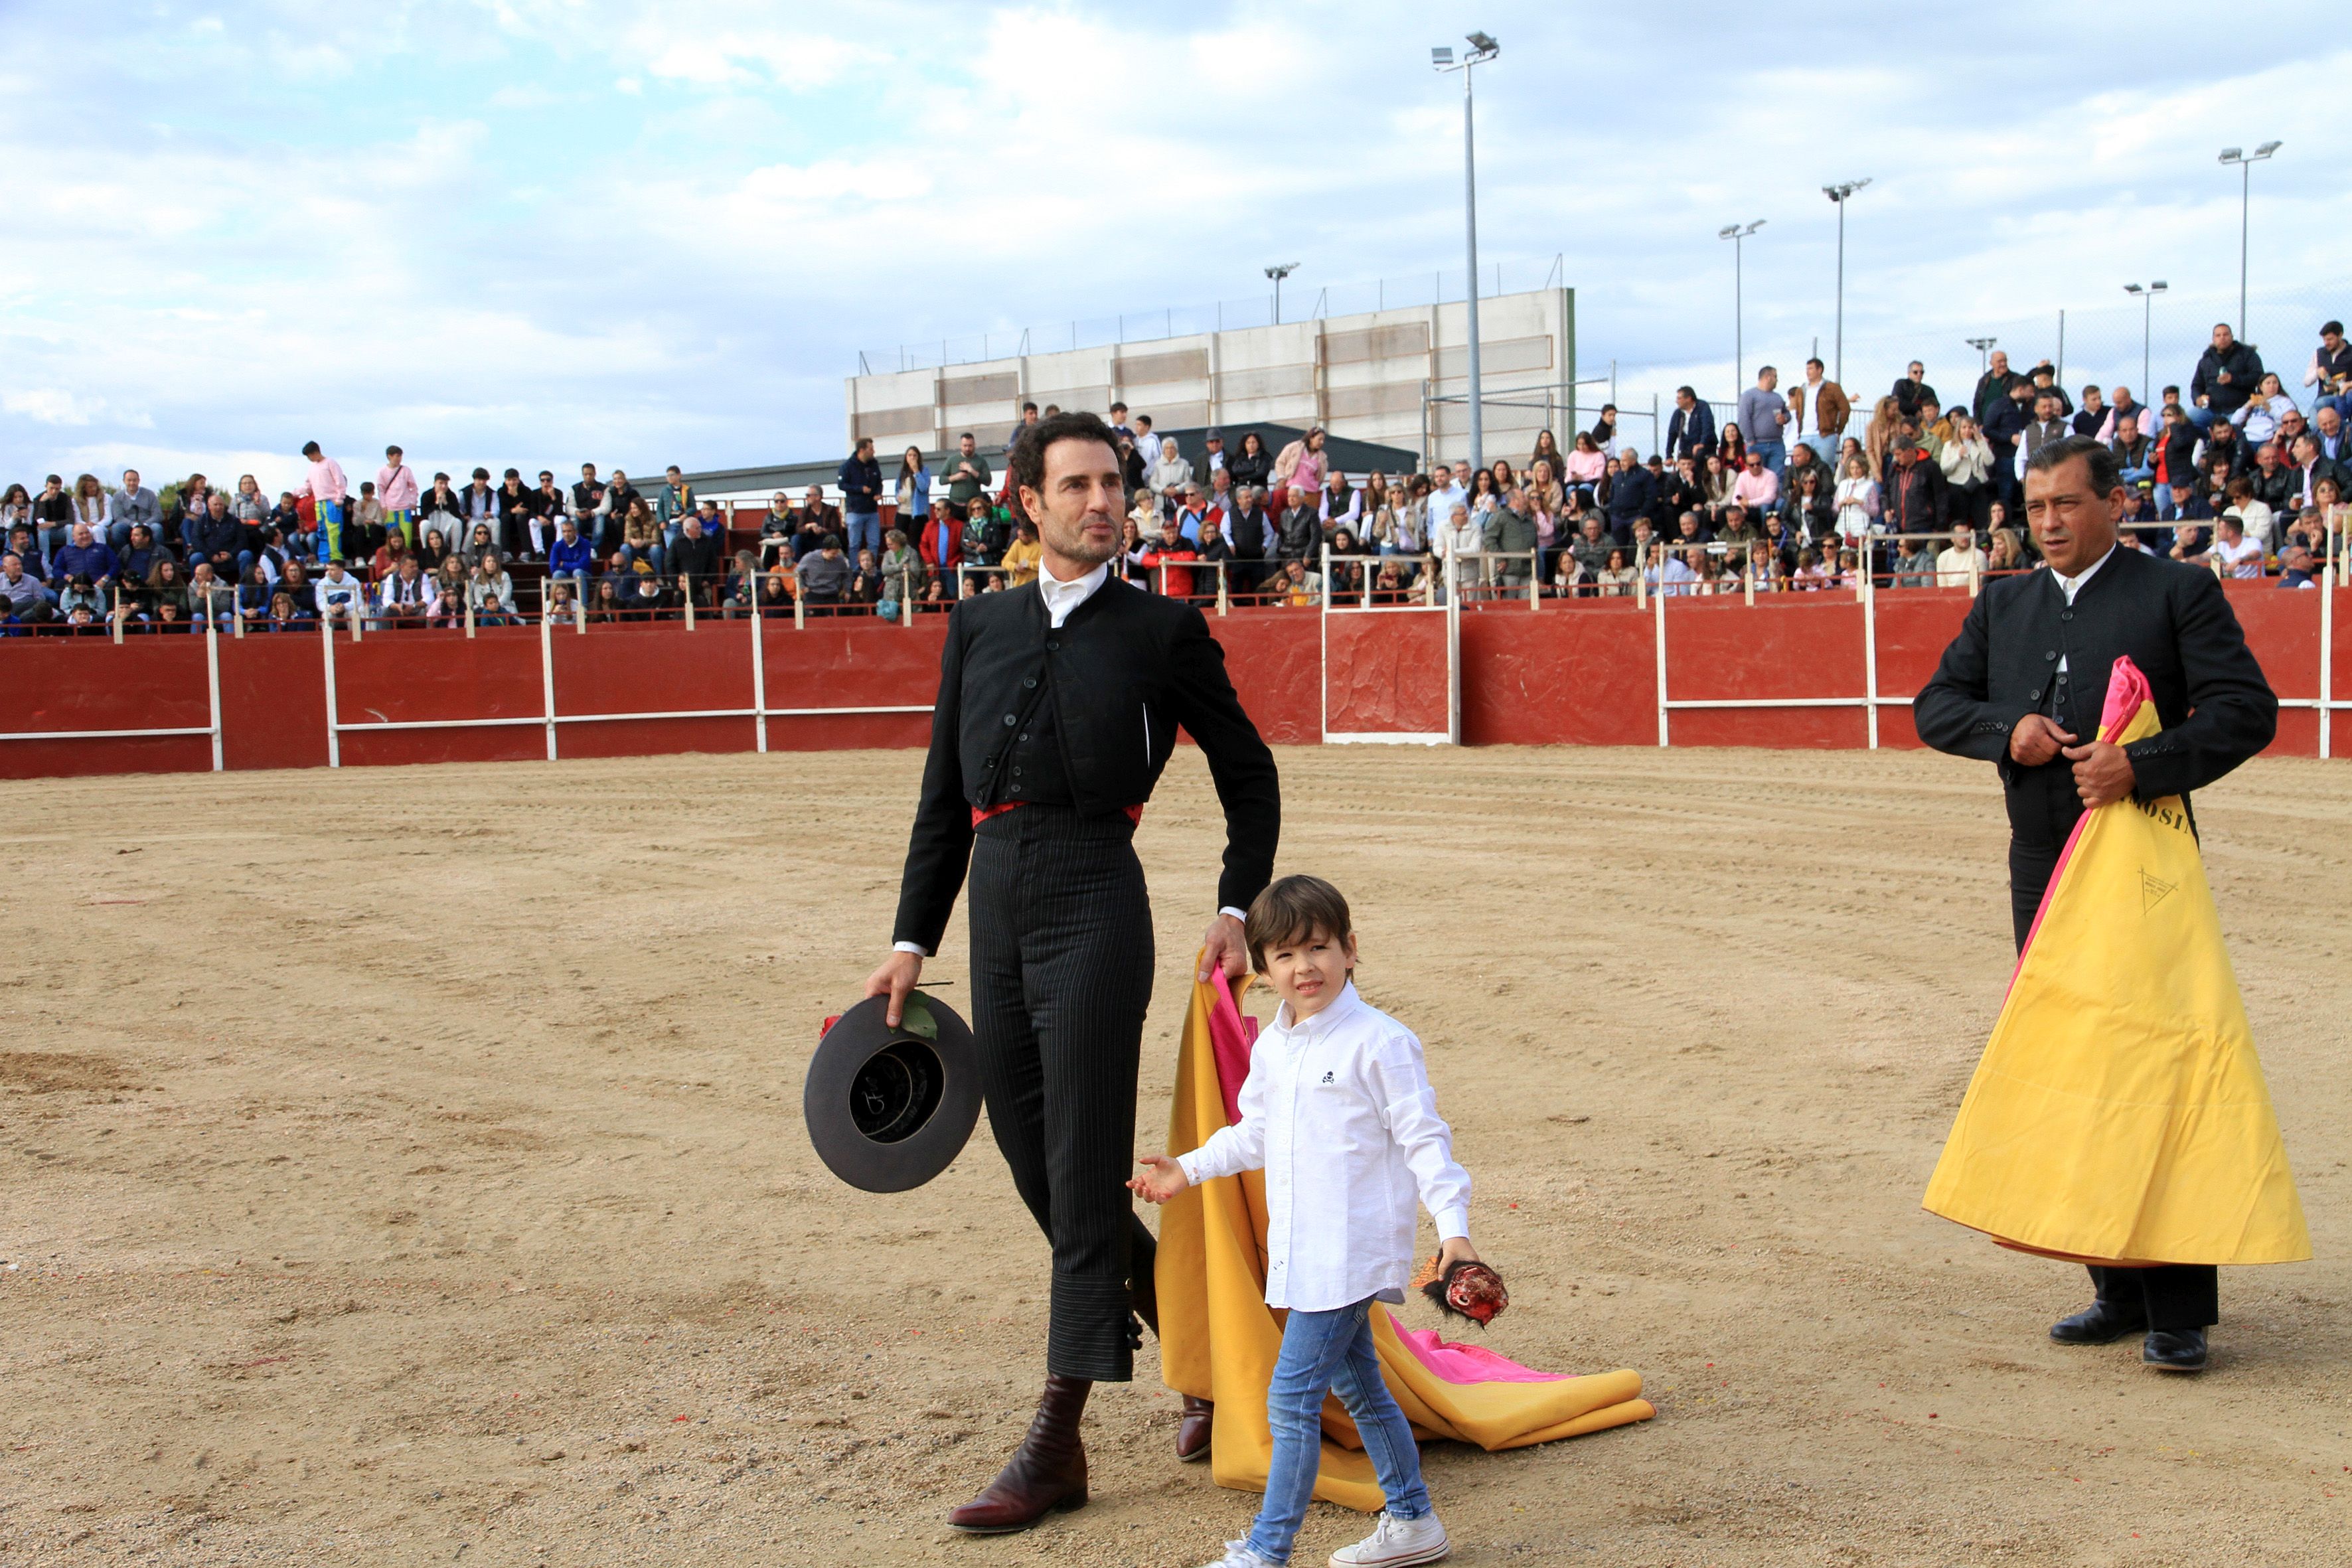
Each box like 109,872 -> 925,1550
1732,468 -> 1780,510
378,463 -> 420,512
301,457 -> 349,505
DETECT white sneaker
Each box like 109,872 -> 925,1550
1200,1543 -> 1280,1568
1328,1509 -> 1450,1567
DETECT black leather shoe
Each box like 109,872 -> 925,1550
2050,1300 -> 2148,1345
2143,1329 -> 2209,1372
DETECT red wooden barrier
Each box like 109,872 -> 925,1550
2,586 -> 2342,781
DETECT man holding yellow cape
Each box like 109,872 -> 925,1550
1915,433 -> 2306,1374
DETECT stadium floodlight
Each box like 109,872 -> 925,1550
2124,282 -> 2170,396
1820,179 -> 1871,383
1265,262 -> 1300,325
1433,33 -> 1500,467
1965,336 -> 1998,373
1717,220 -> 1766,394
2217,141 -> 2280,336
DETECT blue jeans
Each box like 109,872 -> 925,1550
2186,404 -> 2221,430
1751,438 -> 1786,481
844,511 -> 882,558
1245,1298 -> 1430,1565
1802,435 -> 1839,470
316,499 -> 345,562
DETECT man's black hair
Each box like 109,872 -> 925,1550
2023,434 -> 2120,495
1009,410 -> 1119,499
301,441 -> 321,457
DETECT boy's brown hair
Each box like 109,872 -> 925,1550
1243,875 -> 1354,974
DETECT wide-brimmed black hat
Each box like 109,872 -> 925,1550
803,990 -> 981,1193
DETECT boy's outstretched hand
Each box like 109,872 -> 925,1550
1437,1236 -> 1482,1271
1129,1154 -> 1191,1204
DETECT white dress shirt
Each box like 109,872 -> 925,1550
894,560 -> 1240,957
2049,542 -> 2116,676
1178,980 -> 1471,1312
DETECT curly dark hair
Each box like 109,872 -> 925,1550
1008,410 -> 1120,500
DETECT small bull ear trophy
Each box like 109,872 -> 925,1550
1411,1253 -> 1510,1328
804,992 -> 981,1192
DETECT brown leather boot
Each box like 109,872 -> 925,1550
947,1374 -> 1091,1533
1176,1395 -> 1214,1462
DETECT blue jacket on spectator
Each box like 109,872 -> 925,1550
837,453 -> 882,516
1603,465 -> 1656,538
1982,396 -> 2030,447
2192,341 -> 2264,418
549,534 -> 593,576
193,512 -> 244,564
52,540 -> 120,584
1666,401 -> 1717,460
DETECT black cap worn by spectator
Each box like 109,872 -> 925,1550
804,990 -> 981,1192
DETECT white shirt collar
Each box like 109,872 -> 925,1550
1037,560 -> 1110,628
2049,542 -> 2116,605
1273,979 -> 1362,1036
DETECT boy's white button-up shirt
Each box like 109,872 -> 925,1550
1177,981 -> 1471,1312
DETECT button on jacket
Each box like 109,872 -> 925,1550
1177,982 -> 1470,1312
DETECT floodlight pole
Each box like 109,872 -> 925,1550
1435,35 -> 1500,470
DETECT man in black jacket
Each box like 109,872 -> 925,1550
865,411 -> 1279,1533
1915,435 -> 2276,1374
668,514 -> 726,605
2191,323 -> 2264,428
1665,386 -> 1716,460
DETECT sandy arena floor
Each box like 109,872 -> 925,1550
2,744 -> 2347,1567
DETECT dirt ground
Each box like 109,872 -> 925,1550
2,744 -> 2346,1567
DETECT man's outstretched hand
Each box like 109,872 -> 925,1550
864,949 -> 923,1028
1129,1153 -> 1191,1204
1199,912 -> 1247,982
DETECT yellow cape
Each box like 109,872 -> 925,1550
1922,659 -> 2309,1267
1156,967 -> 1652,1511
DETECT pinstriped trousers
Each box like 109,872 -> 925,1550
968,805 -> 1158,1381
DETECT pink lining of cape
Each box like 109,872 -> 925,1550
2009,657 -> 2152,996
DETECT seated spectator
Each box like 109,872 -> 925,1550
2169,523 -> 2211,564
588,577 -> 628,623
1986,527 -> 2026,577
1595,546 -> 1638,597
1658,544 -> 1700,596
315,558 -> 369,624
2221,478 -> 2273,547
187,562 -> 234,629
2212,512 -> 2265,578
469,553 -> 517,627
0,551 -> 55,626
613,561 -> 665,619
2278,542 -> 2319,588
1373,558 -> 1415,604
57,572 -> 105,621
1891,535 -> 1935,588
377,556 -> 430,626
797,532 -> 854,613
1273,556 -> 1322,607
415,526 -> 451,574
427,560 -> 466,625
548,516 -> 593,594
847,548 -> 885,611
2230,372 -> 2294,447
1729,448 -> 1778,518
544,580 -> 583,626
879,527 -> 923,601
670,514 -> 725,605
266,589 -> 311,631
50,522 -> 119,589
236,564 -> 273,626
1934,524 -> 1988,588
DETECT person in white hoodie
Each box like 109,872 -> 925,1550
1134,876 -> 1470,1568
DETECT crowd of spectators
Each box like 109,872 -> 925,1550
5,318 -> 2344,637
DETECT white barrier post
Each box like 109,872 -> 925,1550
684,573 -> 696,631
1527,551 -> 1539,610
750,598 -> 769,755
2321,562 -> 2335,761
1863,545 -> 1880,751
204,606 -> 224,771
1653,560 -> 1669,748
538,609 -> 558,762
1744,554 -> 1757,606
793,576 -> 806,630
1968,544 -> 1981,598
465,594 -> 476,639
319,608 -> 341,769
1217,558 -> 1229,617
110,583 -> 124,644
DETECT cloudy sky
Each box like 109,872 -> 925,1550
3,1 -> 2344,495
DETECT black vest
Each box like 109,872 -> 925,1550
977,647 -> 1073,808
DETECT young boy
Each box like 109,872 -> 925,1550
1133,875 -> 1472,1568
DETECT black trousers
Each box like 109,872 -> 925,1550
968,805 -> 1157,1381
2011,835 -> 2219,1331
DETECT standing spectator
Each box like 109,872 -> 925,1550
1128,413 -> 1161,472
1883,439 -> 1948,540
0,552 -> 53,625
1225,485 -> 1273,599
1603,449 -> 1658,542
1200,428 -> 1229,487
1939,415 -> 1996,529
656,465 -> 695,554
1833,455 -> 1881,542
1666,386 -> 1717,461
2304,320 -> 2351,416
1893,361 -> 1940,421
1970,349 -> 2021,424
1788,356 -> 1850,470
1982,378 -> 2034,510
943,432 -> 992,518
2095,386 -> 2151,445
1738,366 -> 1791,479
1150,436 -> 1192,497
295,441 -> 349,562
894,445 -> 932,550
837,437 -> 883,559
1277,485 -> 1321,564
1002,400 -> 1040,456
1138,515 -> 1199,601
1272,427 -> 1329,499
1933,522 -> 1987,587
1107,400 -> 1134,441
2070,386 -> 2107,439
378,445 -> 420,546
2017,393 -> 2072,481
1586,403 -> 1619,453
106,468 -> 159,552
879,528 -> 923,606
2190,322 -> 2264,429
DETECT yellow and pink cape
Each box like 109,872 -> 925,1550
1154,969 -> 1652,1510
1923,657 -> 2308,1267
